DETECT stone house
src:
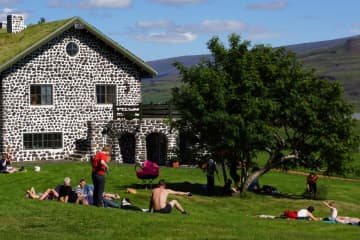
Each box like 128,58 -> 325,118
0,16 -> 179,165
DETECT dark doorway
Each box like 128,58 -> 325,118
119,133 -> 136,164
146,133 -> 167,165
179,131 -> 193,165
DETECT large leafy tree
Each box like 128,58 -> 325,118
171,34 -> 358,192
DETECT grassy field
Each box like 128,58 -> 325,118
1,162 -> 359,240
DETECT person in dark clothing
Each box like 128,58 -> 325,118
58,177 -> 78,203
205,159 -> 218,195
306,172 -> 319,199
92,145 -> 111,207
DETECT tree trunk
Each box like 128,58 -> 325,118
241,153 -> 297,193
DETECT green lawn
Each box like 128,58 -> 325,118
1,162 -> 359,240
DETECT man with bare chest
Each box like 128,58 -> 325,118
150,179 -> 191,215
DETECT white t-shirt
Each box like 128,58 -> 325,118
330,208 -> 338,220
297,209 -> 309,218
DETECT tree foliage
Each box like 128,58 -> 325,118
38,17 -> 46,24
171,34 -> 358,192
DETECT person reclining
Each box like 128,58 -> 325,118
26,187 -> 59,200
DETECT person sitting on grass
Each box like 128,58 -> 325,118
149,179 -> 191,215
73,178 -> 93,205
58,177 -> 83,204
26,187 -> 59,200
323,201 -> 360,225
0,153 -> 18,174
322,201 -> 338,221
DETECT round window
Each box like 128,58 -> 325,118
66,42 -> 79,57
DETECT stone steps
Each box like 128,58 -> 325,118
67,151 -> 91,162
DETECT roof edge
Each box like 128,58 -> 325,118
0,17 -> 76,73
74,17 -> 157,77
0,17 -> 157,78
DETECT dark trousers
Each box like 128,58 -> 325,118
207,176 -> 215,195
308,183 -> 317,194
92,172 -> 105,207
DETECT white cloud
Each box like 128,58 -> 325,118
152,0 -> 205,5
126,18 -> 280,44
246,0 -> 287,10
136,20 -> 173,29
0,7 -> 29,22
2,7 -> 16,13
79,0 -> 132,8
198,20 -> 247,32
135,31 -> 197,44
48,0 -> 132,9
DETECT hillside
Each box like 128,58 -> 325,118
143,35 -> 360,110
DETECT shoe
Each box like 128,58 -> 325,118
182,211 -> 189,215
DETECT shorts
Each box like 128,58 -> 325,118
154,203 -> 172,214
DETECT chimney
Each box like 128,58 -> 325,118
7,14 -> 26,33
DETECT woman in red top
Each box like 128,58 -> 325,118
92,145 -> 111,207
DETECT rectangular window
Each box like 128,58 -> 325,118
23,133 -> 63,150
30,85 -> 53,105
96,85 -> 116,104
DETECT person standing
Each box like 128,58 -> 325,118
205,158 -> 218,195
306,172 -> 319,199
92,145 -> 111,207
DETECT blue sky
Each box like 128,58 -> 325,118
1,0 -> 359,61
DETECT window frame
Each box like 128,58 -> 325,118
30,84 -> 53,106
96,84 -> 116,104
66,41 -> 79,57
23,132 -> 63,150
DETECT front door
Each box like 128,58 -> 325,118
146,133 -> 167,165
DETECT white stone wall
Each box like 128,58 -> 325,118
100,118 -> 177,165
0,26 -> 142,161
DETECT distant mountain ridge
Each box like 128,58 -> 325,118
143,35 -> 360,110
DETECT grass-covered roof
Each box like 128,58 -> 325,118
0,17 -> 157,77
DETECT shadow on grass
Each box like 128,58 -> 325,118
116,181 -> 233,197
115,181 -> 308,199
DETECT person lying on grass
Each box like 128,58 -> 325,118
26,187 -> 59,200
258,206 -> 321,221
